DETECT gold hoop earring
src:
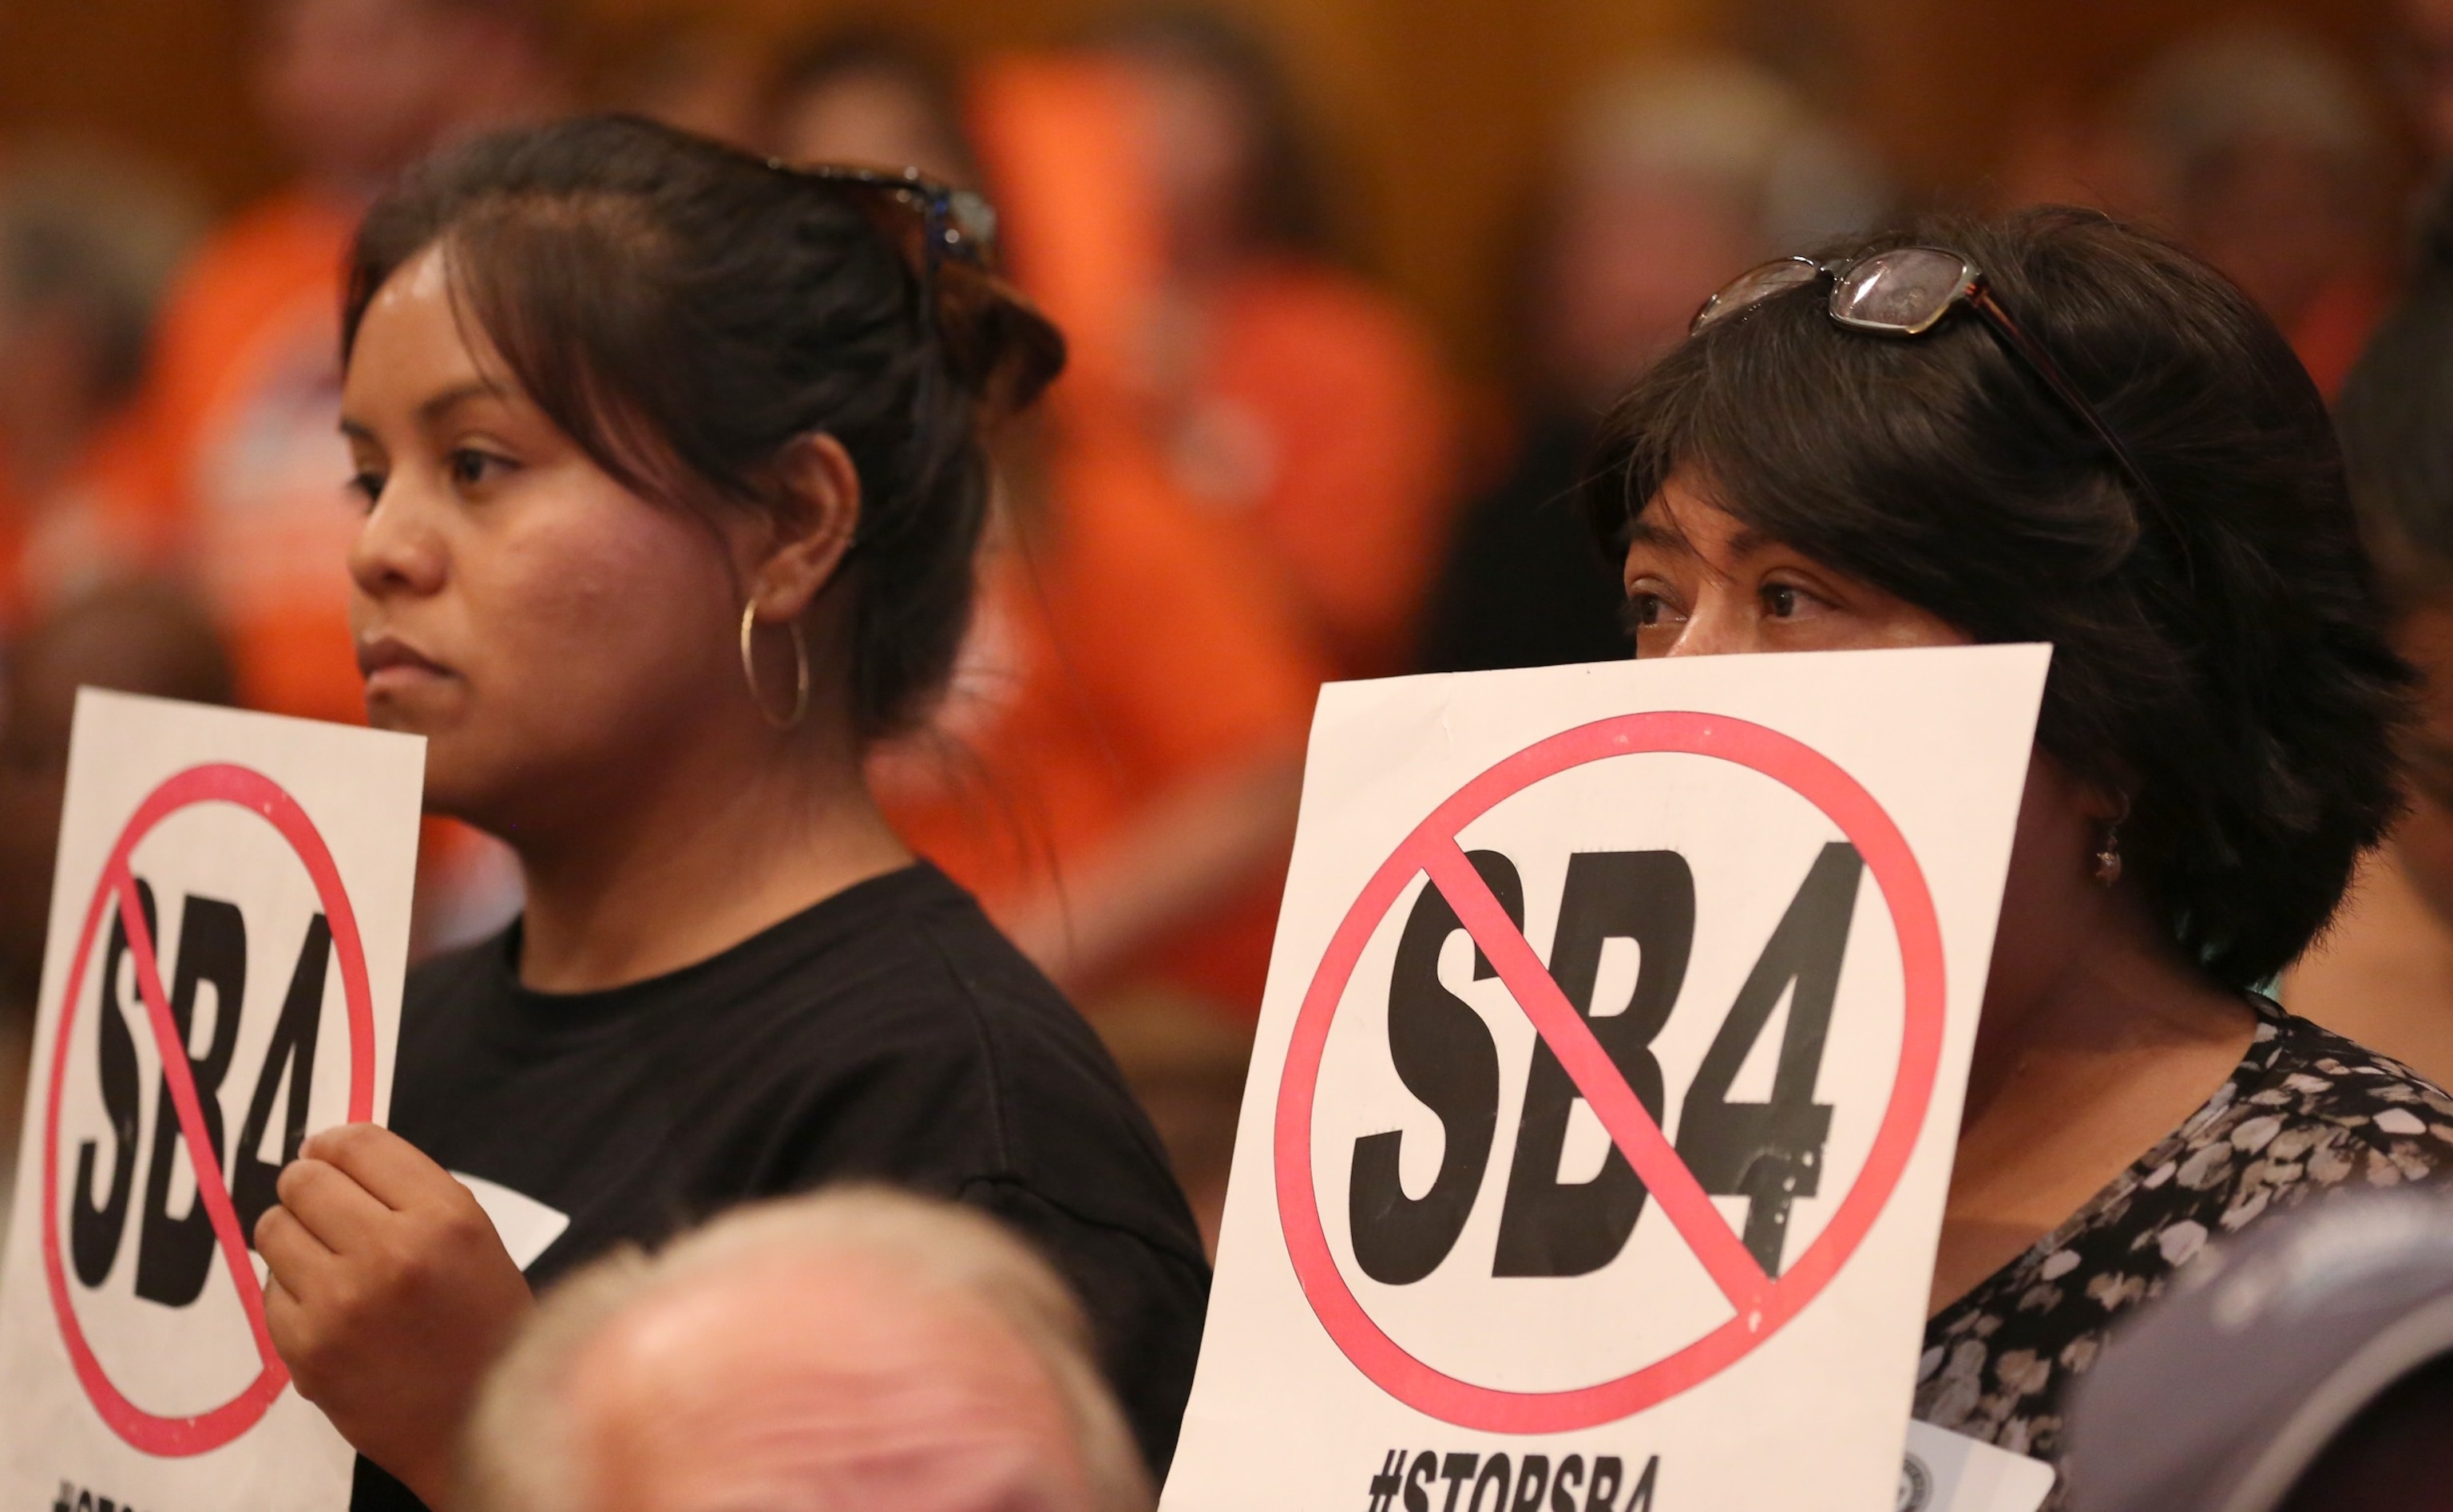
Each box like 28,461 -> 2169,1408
739,601 -> 810,730
2093,798 -> 2131,889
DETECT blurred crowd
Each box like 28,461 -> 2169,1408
8,0 -> 2453,1257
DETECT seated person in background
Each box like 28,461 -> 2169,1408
1421,57 -> 1886,674
1088,11 -> 1457,680
782,35 -> 1322,1016
462,1188 -> 1151,1512
1588,207 -> 2447,1474
0,580 -> 233,1225
2062,1189 -> 2453,1512
2119,24 -> 2397,399
134,0 -> 564,726
2285,189 -> 2453,1087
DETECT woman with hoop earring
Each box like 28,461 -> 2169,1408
244,117 -> 1209,1511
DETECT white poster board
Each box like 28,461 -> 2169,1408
1163,645 -> 2047,1512
0,691 -> 424,1512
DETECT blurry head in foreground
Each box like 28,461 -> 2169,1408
250,0 -> 565,193
2064,1190 -> 2453,1512
462,1189 -> 1151,1512
1532,57 -> 1885,406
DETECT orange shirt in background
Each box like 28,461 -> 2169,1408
0,411 -> 178,633
131,188 -> 364,726
879,410 -> 1325,1014
917,57 -> 1330,1015
1178,259 -> 1458,676
977,54 -> 1459,682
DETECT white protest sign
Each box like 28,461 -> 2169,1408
1162,645 -> 2047,1512
0,691 -> 423,1512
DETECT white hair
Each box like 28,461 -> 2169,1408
459,1187 -> 1155,1512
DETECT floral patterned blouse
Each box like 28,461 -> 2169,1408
1915,997 -> 2453,1481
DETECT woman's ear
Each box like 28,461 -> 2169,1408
746,433 -> 863,620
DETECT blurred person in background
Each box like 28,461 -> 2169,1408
787,38 -> 1322,1020
0,149 -> 200,629
462,1189 -> 1151,1512
2286,188 -> 2453,1086
134,0 -> 565,727
1090,10 -> 1456,679
2122,24 -> 2401,398
129,0 -> 565,952
0,580 -> 233,1229
2063,1190 -> 2453,1512
767,26 -> 979,188
1420,57 -> 1886,674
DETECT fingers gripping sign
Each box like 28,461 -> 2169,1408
0,693 -> 424,1512
1161,649 -> 2048,1512
256,1126 -> 533,1509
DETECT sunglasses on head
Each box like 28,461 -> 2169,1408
765,162 -> 1002,343
1692,247 -> 2178,558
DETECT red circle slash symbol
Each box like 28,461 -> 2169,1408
1275,713 -> 1948,1432
39,764 -> 377,1456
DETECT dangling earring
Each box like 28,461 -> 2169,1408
2093,799 -> 2130,888
739,600 -> 810,730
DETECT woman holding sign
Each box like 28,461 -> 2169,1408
1588,208 -> 2450,1471
247,117 -> 1208,1510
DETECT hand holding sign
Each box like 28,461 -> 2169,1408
257,1124 -> 533,1507
0,692 -> 425,1512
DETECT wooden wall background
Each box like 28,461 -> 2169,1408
0,0 -> 2404,372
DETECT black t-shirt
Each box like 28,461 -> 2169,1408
352,863 -> 1211,1511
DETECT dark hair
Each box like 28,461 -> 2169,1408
1584,206 -> 2410,988
342,114 -> 1064,740
2337,176 -> 2453,607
